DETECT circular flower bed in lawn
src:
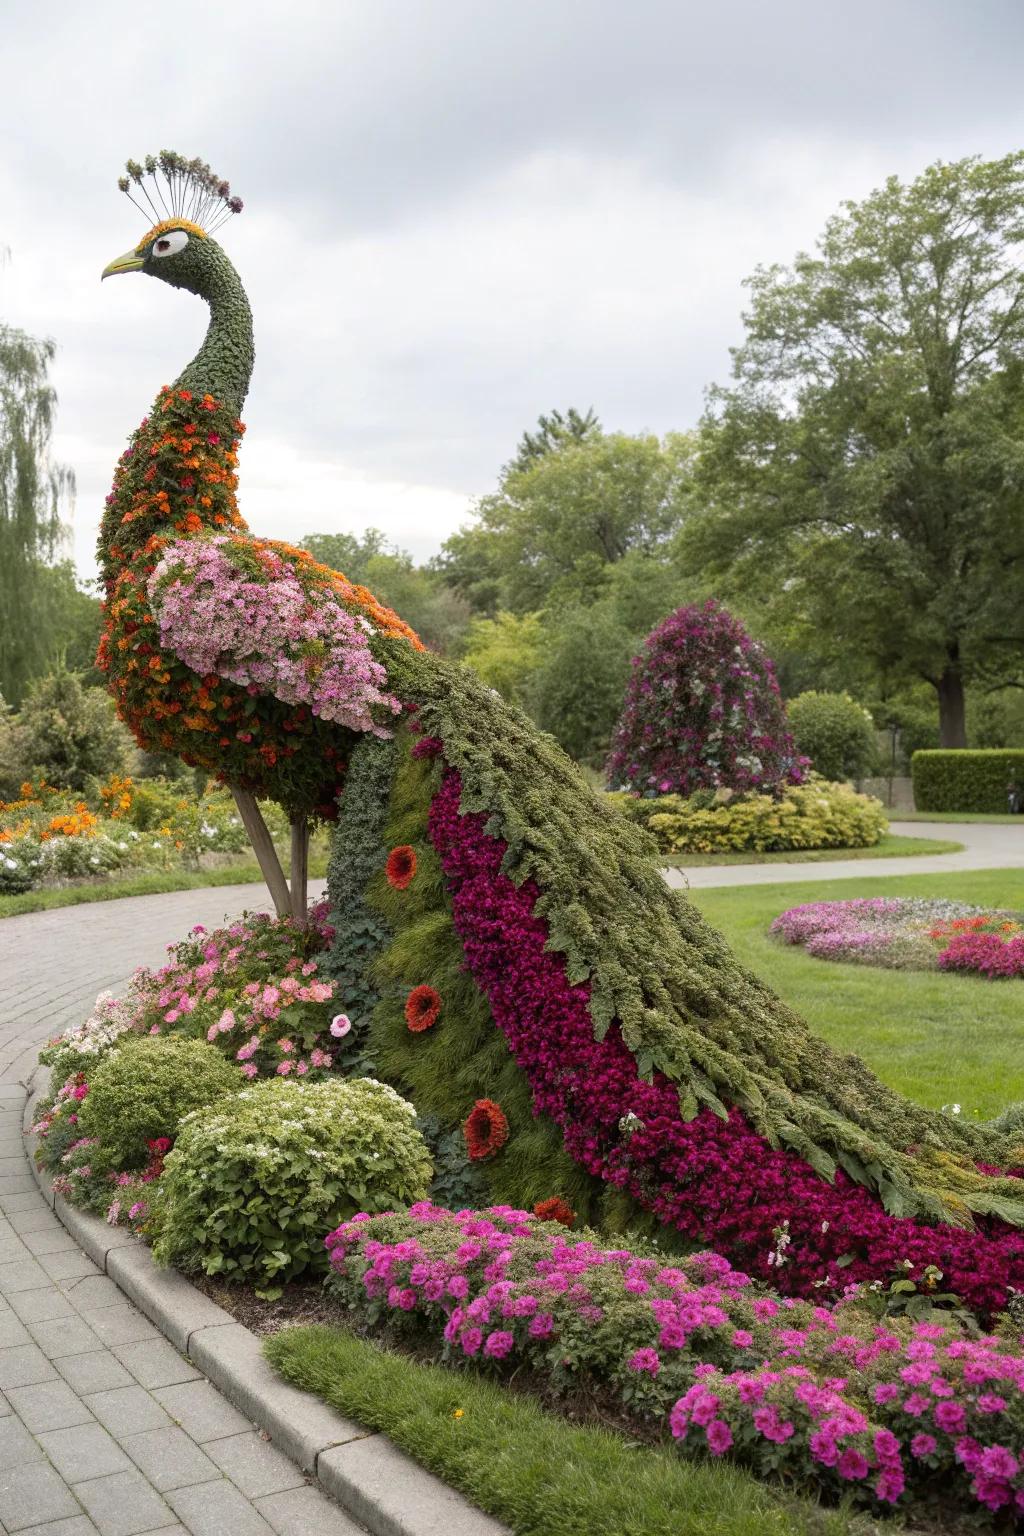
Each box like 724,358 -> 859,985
771,898 -> 1024,977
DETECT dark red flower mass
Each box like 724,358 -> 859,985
533,1197 -> 575,1228
463,1099 -> 509,1160
405,984 -> 442,1033
386,845 -> 417,890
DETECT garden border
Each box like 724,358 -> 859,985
23,1065 -> 508,1536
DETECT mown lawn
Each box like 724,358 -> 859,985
689,868 -> 1024,1121
266,1326 -> 870,1536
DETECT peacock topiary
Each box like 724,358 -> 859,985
100,153 -> 1024,1318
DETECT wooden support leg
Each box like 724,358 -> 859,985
230,786 -> 291,919
290,817 -> 309,927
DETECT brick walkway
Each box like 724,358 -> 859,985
0,881 -> 361,1536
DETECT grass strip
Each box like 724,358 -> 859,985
0,852 -> 328,919
265,1325 -> 866,1536
658,833 -> 962,868
894,811 -> 1024,824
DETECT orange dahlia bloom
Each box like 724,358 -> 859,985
463,1099 -> 509,1161
386,845 -> 417,890
405,984 -> 441,1033
533,1198 -> 575,1228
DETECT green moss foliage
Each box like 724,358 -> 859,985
371,637 -> 1024,1228
323,734 -> 399,1069
79,1035 -> 238,1174
353,727 -> 605,1219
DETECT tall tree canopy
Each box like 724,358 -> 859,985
686,153 -> 1024,747
443,429 -> 693,615
0,324 -> 75,705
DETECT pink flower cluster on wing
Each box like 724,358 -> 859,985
147,537 -> 401,733
426,770 -> 1024,1318
325,1204 -> 1024,1517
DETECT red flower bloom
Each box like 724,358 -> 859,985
533,1197 -> 575,1228
386,845 -> 417,890
464,1099 -> 509,1160
405,985 -> 442,1033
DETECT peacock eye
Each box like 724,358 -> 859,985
151,229 -> 188,259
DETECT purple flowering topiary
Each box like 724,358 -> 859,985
606,599 -> 805,796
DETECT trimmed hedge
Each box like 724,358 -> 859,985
607,780 -> 887,855
912,749 -> 1024,813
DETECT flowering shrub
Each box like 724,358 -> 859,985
78,1035 -> 238,1174
772,898 -> 1024,977
39,991 -> 137,1082
323,1203 -> 1024,1522
0,775 -> 254,893
151,1077 -> 432,1294
427,768 -> 1024,1318
606,600 -> 805,797
92,906 -> 344,1080
609,779 -> 887,855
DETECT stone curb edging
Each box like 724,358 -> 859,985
23,1068 -> 508,1536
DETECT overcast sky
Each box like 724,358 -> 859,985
2,0 -> 1022,583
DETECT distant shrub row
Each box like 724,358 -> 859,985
911,750 -> 1024,814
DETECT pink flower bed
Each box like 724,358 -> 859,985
772,898 -> 1024,976
427,770 -> 1024,1318
325,1204 -> 1024,1519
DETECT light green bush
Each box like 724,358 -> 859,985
79,1036 -> 239,1173
786,691 -> 879,782
608,780 -> 887,854
151,1077 -> 433,1294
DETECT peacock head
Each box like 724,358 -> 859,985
101,152 -> 243,298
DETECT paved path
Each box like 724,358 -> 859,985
664,819 -> 1024,889
0,878 -> 361,1536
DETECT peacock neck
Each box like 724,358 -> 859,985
173,259 -> 254,419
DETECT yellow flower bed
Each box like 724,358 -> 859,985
607,780 -> 888,855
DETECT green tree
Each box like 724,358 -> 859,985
504,405 -> 601,475
459,611 -> 545,707
455,432 -> 693,614
7,670 -> 135,791
687,153 -> 1024,748
298,528 -> 392,585
530,605 -> 635,767
0,325 -> 75,705
787,691 -> 879,782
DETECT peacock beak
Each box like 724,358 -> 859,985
101,249 -> 146,280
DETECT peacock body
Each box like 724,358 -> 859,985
100,154 -> 1024,1318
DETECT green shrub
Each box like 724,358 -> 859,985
151,1077 -> 433,1293
912,749 -> 1024,813
608,779 -> 887,854
79,1036 -> 239,1173
786,691 -> 878,782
